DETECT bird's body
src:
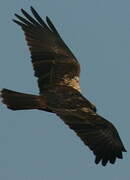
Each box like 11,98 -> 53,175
0,7 -> 126,166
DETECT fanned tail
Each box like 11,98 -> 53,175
0,88 -> 47,110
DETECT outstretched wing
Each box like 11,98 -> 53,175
13,7 -> 80,93
42,86 -> 126,166
57,109 -> 126,166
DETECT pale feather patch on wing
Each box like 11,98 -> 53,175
62,76 -> 81,92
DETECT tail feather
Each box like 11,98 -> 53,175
0,88 -> 47,110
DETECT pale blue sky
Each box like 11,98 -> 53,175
0,0 -> 129,179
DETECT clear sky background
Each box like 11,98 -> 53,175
0,0 -> 129,179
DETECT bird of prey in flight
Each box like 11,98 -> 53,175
0,7 -> 126,166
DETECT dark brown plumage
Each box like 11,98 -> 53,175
0,7 -> 126,166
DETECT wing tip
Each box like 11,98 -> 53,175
30,6 -> 36,13
122,147 -> 127,152
46,16 -> 51,26
46,16 -> 49,21
95,149 -> 126,166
